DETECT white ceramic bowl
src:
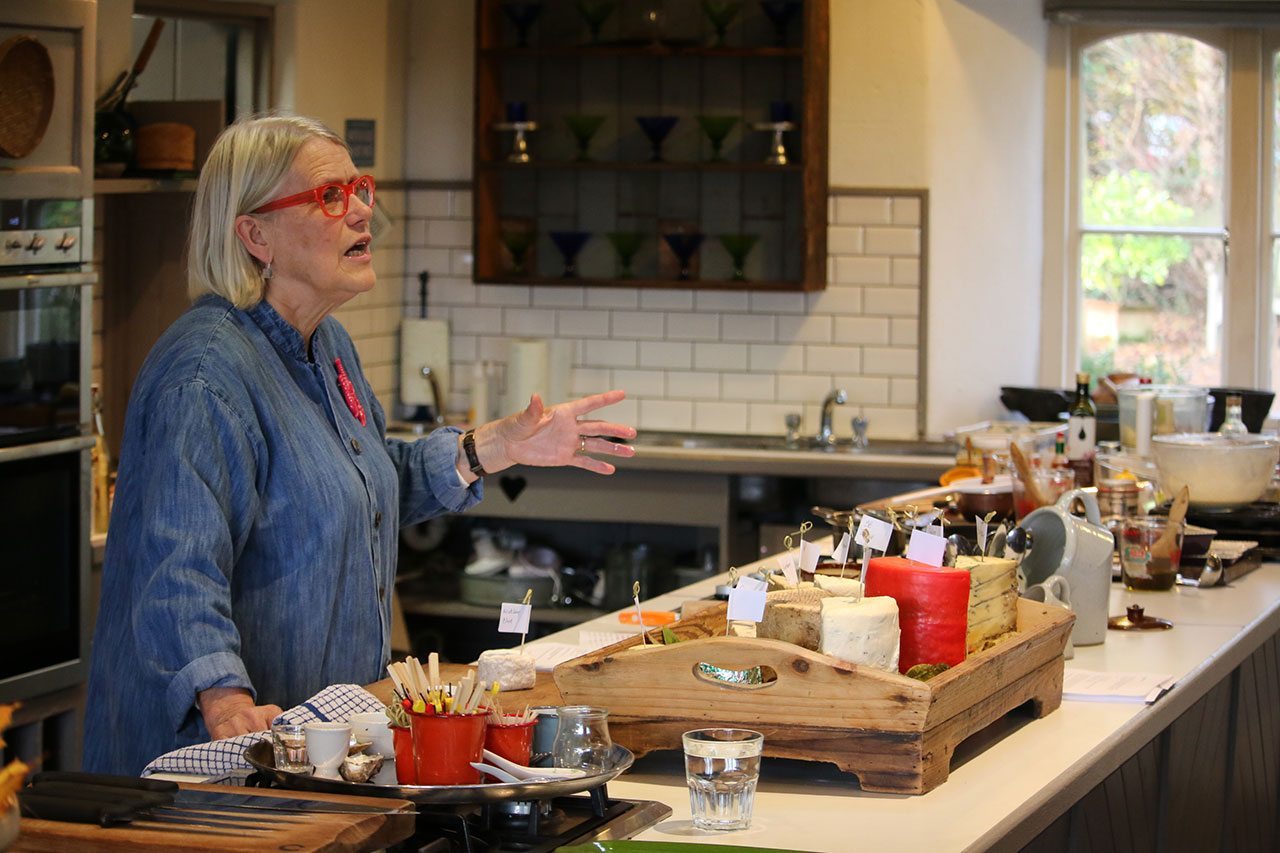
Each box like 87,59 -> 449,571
1151,433 -> 1280,508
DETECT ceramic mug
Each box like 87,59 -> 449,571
1019,488 -> 1114,646
1023,574 -> 1075,659
305,721 -> 352,780
349,710 -> 397,784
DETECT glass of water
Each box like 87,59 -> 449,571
682,728 -> 764,831
270,722 -> 310,773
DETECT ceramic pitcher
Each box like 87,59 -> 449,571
1019,488 -> 1114,646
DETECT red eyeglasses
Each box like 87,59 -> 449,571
251,175 -> 376,218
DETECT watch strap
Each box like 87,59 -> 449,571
462,429 -> 487,477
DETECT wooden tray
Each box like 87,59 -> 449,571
553,598 -> 1073,794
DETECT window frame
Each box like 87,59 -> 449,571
1042,22 -> 1275,413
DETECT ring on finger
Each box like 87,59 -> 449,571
579,436 -> 587,454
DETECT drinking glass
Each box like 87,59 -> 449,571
549,230 -> 592,278
606,231 -> 645,278
718,233 -> 758,280
1011,466 -> 1075,521
697,115 -> 738,161
552,705 -> 613,772
1119,516 -> 1184,591
576,0 -> 617,43
564,115 -> 606,161
270,722 -> 310,773
701,0 -> 742,46
760,0 -> 801,46
662,232 -> 705,281
635,115 -> 679,162
500,228 -> 535,275
502,1 -> 542,47
683,728 -> 763,831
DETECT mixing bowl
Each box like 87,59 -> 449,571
1151,433 -> 1280,508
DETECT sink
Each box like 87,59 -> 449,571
632,431 -> 954,456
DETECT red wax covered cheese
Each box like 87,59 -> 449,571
864,556 -> 969,672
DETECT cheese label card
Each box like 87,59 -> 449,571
498,602 -> 532,634
927,523 -> 943,538
727,587 -> 767,622
911,509 -> 942,528
778,550 -> 799,586
855,515 -> 894,552
737,575 -> 767,593
799,539 -> 821,574
906,528 -> 948,567
832,532 -> 852,564
976,516 -> 989,553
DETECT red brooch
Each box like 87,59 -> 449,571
334,357 -> 367,426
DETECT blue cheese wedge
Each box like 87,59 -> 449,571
954,555 -> 1019,652
819,596 -> 901,672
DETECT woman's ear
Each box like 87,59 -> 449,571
233,214 -> 272,266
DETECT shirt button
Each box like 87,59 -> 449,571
350,437 -> 362,454
374,511 -> 382,528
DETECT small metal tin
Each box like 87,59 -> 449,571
529,706 -> 559,767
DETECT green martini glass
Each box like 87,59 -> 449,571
500,228 -> 535,276
696,115 -> 739,161
606,232 -> 646,278
718,233 -> 759,281
701,0 -> 742,46
576,0 -> 618,44
564,115 -> 606,161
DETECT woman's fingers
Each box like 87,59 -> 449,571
574,418 -> 638,440
580,436 -> 636,458
562,389 -> 628,418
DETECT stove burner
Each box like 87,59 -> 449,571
1153,500 -> 1280,561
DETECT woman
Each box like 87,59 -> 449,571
84,114 -> 635,775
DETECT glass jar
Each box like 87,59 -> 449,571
551,705 -> 613,772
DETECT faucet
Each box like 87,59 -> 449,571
852,415 -> 869,449
817,388 -> 847,446
420,366 -> 446,426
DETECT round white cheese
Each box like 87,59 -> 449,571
477,648 -> 536,691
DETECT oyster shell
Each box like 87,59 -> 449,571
339,751 -> 385,783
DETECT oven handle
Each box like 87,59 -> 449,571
0,434 -> 95,463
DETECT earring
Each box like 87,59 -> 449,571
261,261 -> 273,280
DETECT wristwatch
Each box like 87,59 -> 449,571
461,429 -> 487,477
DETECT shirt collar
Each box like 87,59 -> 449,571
245,298 -> 315,364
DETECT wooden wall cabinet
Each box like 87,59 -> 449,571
472,0 -> 829,290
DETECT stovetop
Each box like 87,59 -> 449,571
1154,500 -> 1280,559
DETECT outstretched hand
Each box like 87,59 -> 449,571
473,389 -> 636,476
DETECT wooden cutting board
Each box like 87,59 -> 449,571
366,665 -> 564,710
10,781 -> 415,852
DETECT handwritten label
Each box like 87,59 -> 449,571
727,587 -> 767,622
778,551 -> 799,586
498,602 -> 532,634
800,539 -> 821,575
737,575 -> 767,593
832,532 -> 852,564
906,528 -> 947,567
855,515 -> 894,553
976,516 -> 989,553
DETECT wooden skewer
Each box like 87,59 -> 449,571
428,652 -> 441,691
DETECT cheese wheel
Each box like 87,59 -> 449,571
757,588 -> 833,650
865,556 -> 969,672
477,648 -> 536,690
819,596 -> 900,672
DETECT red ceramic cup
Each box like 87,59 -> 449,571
391,725 -> 417,785
484,719 -> 536,769
409,711 -> 488,785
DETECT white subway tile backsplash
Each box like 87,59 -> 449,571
892,196 -> 921,226
450,249 -> 474,276
534,287 -> 585,308
827,225 -> 864,255
585,339 -> 637,367
666,371 -> 721,399
834,375 -> 891,405
640,340 -> 693,369
695,291 -> 749,311
722,314 -> 775,343
408,248 -> 454,277
804,345 -> 861,374
504,307 -> 556,336
572,366 -> 611,395
612,310 -> 665,339
639,399 -> 693,431
863,287 -> 920,316
477,336 -> 509,362
695,401 -> 749,433
750,292 -> 806,314
832,316 -> 890,346
777,314 -> 832,344
864,227 -> 920,256
640,290 -> 694,310
891,258 -> 919,287
806,288 -> 862,316
408,190 -> 451,218
749,343 -> 803,372
405,219 -> 428,247
862,347 -> 919,376
451,191 -> 472,219
722,372 -> 777,401
832,255 -> 892,286
891,377 -> 918,406
891,317 -> 919,346
557,309 -> 610,337
748,402 -> 797,435
666,312 -> 720,341
774,373 -> 836,404
598,396 -> 638,426
450,335 -> 478,362
477,284 -> 530,307
833,196 -> 892,226
862,406 -> 919,439
694,342 -> 747,370
612,368 -> 665,396
426,219 -> 471,248
450,306 -> 503,334
586,289 -> 640,309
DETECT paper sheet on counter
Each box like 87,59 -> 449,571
1063,669 -> 1177,704
523,631 -> 637,672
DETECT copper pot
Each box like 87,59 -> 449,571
952,484 -> 1013,520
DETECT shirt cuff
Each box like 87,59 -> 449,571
167,651 -> 254,734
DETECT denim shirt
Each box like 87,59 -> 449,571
83,295 -> 481,775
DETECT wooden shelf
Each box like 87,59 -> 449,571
480,44 -> 803,59
398,591 -> 604,625
477,159 -> 802,173
474,274 -> 822,291
93,177 -> 198,195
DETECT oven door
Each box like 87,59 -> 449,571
0,435 -> 92,703
0,279 -> 87,447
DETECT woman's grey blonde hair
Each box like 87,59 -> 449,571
187,114 -> 347,307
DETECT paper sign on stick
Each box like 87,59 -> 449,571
737,575 -> 767,592
727,588 -> 767,622
498,602 -> 532,634
832,532 -> 852,564
778,550 -> 799,586
906,528 -> 948,567
976,516 -> 990,554
855,515 -> 894,552
799,539 -> 821,574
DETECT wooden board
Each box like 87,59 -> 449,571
554,598 -> 1073,795
367,664 -> 564,710
10,781 -> 415,852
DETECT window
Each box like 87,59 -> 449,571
1044,24 -> 1279,420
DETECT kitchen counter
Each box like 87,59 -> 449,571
535,547 -> 1280,851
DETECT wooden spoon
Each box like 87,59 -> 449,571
1009,441 -> 1049,509
1150,485 -> 1190,560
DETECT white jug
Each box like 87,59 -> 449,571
1018,489 -> 1114,646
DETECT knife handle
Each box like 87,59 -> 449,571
31,770 -> 179,795
27,780 -> 175,808
19,790 -> 138,826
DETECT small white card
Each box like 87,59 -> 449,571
927,523 -> 943,538
498,602 -> 532,634
727,587 -> 767,622
778,550 -> 799,586
737,575 -> 767,593
799,539 -> 821,574
855,515 -> 894,552
832,532 -> 852,564
912,509 -> 942,528
906,528 -> 947,567
976,516 -> 989,553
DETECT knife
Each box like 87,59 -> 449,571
28,781 -> 302,825
18,790 -> 271,836
32,770 -> 416,816
19,784 -> 282,831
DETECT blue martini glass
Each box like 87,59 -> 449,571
760,0 -> 800,46
635,115 -> 679,162
661,232 -> 705,281
502,2 -> 542,47
550,230 -> 592,278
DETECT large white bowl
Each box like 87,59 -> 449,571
1151,433 -> 1280,508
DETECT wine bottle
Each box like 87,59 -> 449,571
1066,371 -> 1096,487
